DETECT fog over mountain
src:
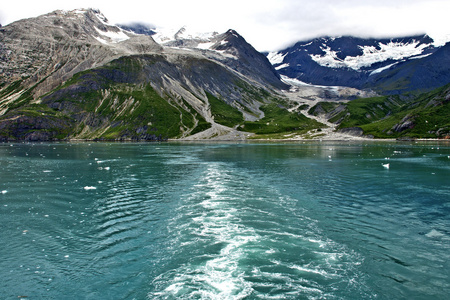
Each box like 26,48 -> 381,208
1,0 -> 449,51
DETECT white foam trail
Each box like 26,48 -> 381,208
150,163 -> 256,298
150,162 -> 367,299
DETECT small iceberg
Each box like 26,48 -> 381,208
425,229 -> 445,238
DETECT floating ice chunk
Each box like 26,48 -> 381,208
83,186 -> 97,190
425,229 -> 445,238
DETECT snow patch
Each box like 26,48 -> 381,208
267,52 -> 286,64
197,42 -> 215,50
94,27 -> 130,43
280,75 -> 312,86
409,53 -> 433,60
311,40 -> 431,71
93,11 -> 109,26
280,75 -> 340,91
94,36 -> 108,45
369,62 -> 399,76
275,63 -> 290,70
73,9 -> 88,15
430,33 -> 450,47
152,26 -> 219,46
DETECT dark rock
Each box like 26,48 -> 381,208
392,115 -> 415,132
338,127 -> 364,137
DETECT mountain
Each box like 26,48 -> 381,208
0,9 -> 162,99
1,9 -> 449,141
128,25 -> 287,90
268,35 -> 450,94
0,9 -> 312,141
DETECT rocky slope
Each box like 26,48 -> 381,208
0,9 -> 161,100
127,25 -> 288,90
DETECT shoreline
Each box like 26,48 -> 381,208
1,137 -> 449,144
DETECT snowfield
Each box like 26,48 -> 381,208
310,40 -> 431,70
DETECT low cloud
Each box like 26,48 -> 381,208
1,0 -> 449,51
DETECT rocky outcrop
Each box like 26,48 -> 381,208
391,115 -> 415,133
337,127 -> 364,137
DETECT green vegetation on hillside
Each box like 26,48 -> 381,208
331,84 -> 450,139
240,103 -> 324,136
207,92 -> 244,128
334,96 -> 404,128
308,102 -> 341,116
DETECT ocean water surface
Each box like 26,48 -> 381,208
0,141 -> 449,299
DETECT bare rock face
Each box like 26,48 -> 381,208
0,9 -> 162,98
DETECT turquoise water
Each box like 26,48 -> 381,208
0,141 -> 449,299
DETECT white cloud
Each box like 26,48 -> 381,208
1,0 -> 449,51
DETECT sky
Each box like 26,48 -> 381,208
1,0 -> 450,51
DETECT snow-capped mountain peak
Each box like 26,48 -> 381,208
151,26 -> 220,48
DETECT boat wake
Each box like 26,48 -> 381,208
148,161 -> 370,299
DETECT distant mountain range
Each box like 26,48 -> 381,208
0,9 -> 449,141
266,35 -> 450,94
